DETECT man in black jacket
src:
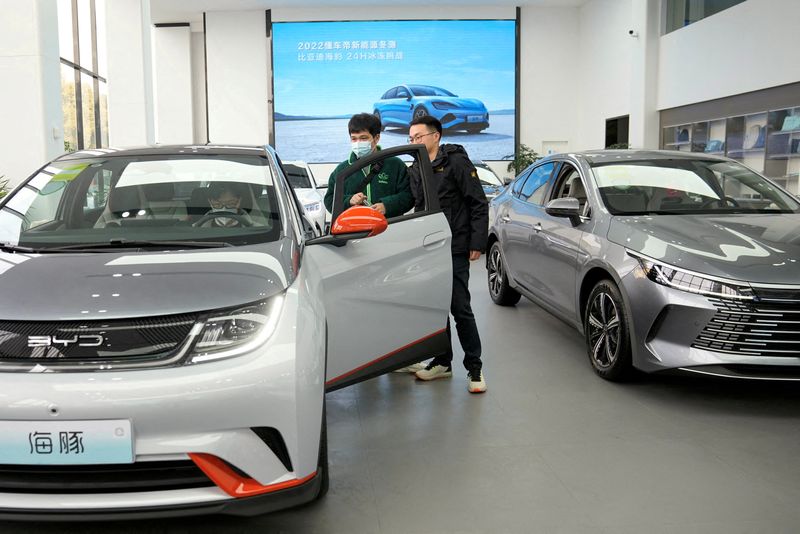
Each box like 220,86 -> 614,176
407,116 -> 489,393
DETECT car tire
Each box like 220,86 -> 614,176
413,106 -> 429,120
487,242 -> 521,306
309,400 -> 328,501
584,280 -> 634,381
466,126 -> 483,134
374,110 -> 385,131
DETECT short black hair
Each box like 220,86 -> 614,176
207,182 -> 244,200
410,115 -> 442,136
348,113 -> 381,136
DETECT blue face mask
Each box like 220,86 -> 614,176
351,141 -> 373,159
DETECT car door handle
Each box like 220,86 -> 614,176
423,231 -> 447,249
534,223 -> 542,233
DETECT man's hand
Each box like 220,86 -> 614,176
469,250 -> 482,261
350,192 -> 367,206
372,202 -> 386,215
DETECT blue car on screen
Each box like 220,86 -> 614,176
373,84 -> 490,133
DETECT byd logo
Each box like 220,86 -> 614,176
27,335 -> 104,348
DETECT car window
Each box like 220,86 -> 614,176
520,163 -> 556,205
282,163 -> 313,189
550,163 -> 589,216
475,167 -> 502,187
511,168 -> 533,197
382,87 -> 397,99
396,87 -> 409,98
407,85 -> 456,97
0,155 -> 283,250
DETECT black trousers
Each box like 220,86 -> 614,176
433,253 -> 483,371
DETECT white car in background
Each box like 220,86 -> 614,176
282,161 -> 326,234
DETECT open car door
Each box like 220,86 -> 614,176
304,145 -> 452,391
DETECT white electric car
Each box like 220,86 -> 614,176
0,144 -> 451,519
281,160 -> 326,234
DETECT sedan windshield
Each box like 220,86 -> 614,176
408,85 -> 456,97
590,159 -> 800,215
0,155 -> 282,251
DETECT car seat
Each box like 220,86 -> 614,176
566,177 -> 589,216
143,182 -> 187,221
603,187 -> 648,213
187,186 -> 210,223
94,186 -> 146,228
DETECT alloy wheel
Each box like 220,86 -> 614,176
587,291 -> 621,370
487,247 -> 504,298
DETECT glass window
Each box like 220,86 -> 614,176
665,0 -> 746,34
396,86 -> 409,98
282,164 -> 313,189
520,163 -> 555,204
61,64 -> 78,152
511,168 -> 532,197
81,73 -> 97,149
57,0 -> 75,63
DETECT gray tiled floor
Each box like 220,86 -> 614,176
4,263 -> 800,533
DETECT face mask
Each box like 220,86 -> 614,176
351,141 -> 373,159
210,207 -> 236,226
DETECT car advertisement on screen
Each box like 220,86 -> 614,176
272,20 -> 516,163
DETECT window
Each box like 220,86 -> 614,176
382,87 -> 397,99
519,163 -> 555,205
511,168 -> 533,197
605,116 -> 629,148
396,87 -> 409,99
58,0 -> 109,152
664,0 -> 746,34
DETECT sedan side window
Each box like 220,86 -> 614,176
520,162 -> 556,205
511,168 -> 533,197
396,87 -> 409,99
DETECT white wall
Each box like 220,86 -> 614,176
205,11 -> 270,144
190,28 -> 207,144
153,25 -> 194,144
0,0 -> 63,186
576,0 -> 632,151
659,0 -> 800,111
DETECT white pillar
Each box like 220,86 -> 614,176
205,10 -> 269,145
190,25 -> 207,144
153,24 -> 193,144
105,0 -> 155,146
0,0 -> 63,186
629,0 -> 660,149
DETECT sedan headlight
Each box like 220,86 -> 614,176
304,201 -> 322,213
629,252 -> 753,300
431,101 -> 459,110
190,295 -> 284,363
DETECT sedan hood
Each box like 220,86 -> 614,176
608,213 -> 800,285
0,242 -> 292,321
295,188 -> 323,206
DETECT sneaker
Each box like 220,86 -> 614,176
415,363 -> 452,381
393,362 -> 427,373
467,369 -> 487,394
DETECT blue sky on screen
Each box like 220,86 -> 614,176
273,20 -> 516,118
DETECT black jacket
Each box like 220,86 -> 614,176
408,144 -> 488,254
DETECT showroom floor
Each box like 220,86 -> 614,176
4,263 -> 800,533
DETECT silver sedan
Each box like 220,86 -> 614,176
487,150 -> 800,381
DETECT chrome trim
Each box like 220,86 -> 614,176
678,367 -> 800,381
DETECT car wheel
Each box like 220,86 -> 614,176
584,280 -> 634,381
487,242 -> 520,306
314,401 -> 329,500
373,110 -> 385,131
466,126 -> 483,134
413,106 -> 429,120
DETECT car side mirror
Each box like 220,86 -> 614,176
545,197 -> 582,226
406,94 -> 412,101
307,206 -> 387,247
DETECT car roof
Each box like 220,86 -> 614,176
542,149 -> 732,165
54,144 -> 269,162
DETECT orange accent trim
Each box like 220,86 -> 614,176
189,453 -> 316,498
331,205 -> 388,237
325,328 -> 447,387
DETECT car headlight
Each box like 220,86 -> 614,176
189,295 -> 284,363
431,101 -> 459,110
629,252 -> 753,300
304,201 -> 322,213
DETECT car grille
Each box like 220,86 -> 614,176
0,460 -> 214,494
692,289 -> 800,357
0,313 -> 198,368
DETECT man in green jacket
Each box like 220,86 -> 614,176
324,113 -> 413,219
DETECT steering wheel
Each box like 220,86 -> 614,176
701,196 -> 740,209
193,211 -> 253,227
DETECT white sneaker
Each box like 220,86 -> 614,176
467,370 -> 487,394
415,364 -> 452,381
393,362 -> 427,373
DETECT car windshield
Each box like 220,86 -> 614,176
408,85 -> 456,97
590,159 -> 800,215
283,163 -> 313,189
475,167 -> 502,187
0,154 -> 282,251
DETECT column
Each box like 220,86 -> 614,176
153,24 -> 193,144
628,0 -> 660,149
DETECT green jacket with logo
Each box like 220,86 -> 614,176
323,151 -> 414,219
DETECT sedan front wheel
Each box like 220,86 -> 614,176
584,280 -> 633,381
487,242 -> 520,306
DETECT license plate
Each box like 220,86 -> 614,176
0,419 -> 133,465
467,115 -> 483,123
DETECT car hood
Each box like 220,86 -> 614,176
0,241 -> 292,321
608,213 -> 800,285
295,188 -> 322,206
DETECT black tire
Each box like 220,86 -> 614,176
373,111 -> 385,131
315,401 -> 329,500
487,242 -> 521,306
584,280 -> 634,381
466,126 -> 483,134
413,106 -> 429,120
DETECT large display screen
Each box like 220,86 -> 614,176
272,20 -> 516,163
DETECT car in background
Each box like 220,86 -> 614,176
373,84 -> 489,133
282,161 -> 325,234
487,150 -> 800,382
472,161 -> 509,202
0,144 -> 451,519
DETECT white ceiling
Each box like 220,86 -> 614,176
151,0 -> 589,24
